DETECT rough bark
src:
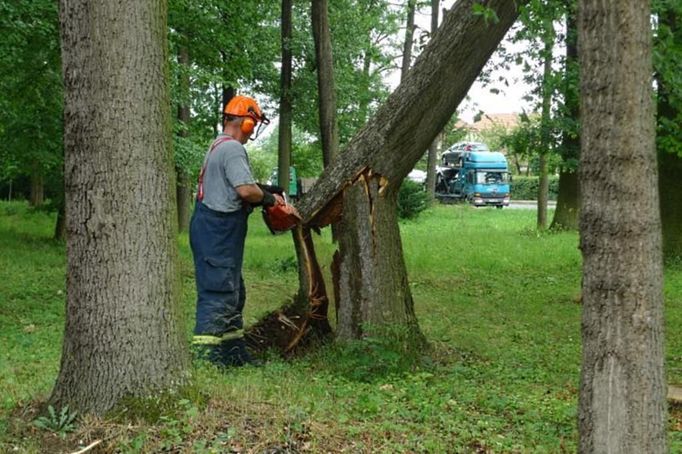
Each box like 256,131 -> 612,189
312,0 -> 339,167
278,0 -> 293,193
176,45 -> 191,233
297,0 -> 522,340
578,0 -> 667,452
551,2 -> 580,231
424,0 -> 440,200
53,0 -> 188,415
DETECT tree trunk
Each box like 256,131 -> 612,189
298,0 -> 523,340
54,203 -> 66,241
278,0 -> 293,194
400,0 -> 417,82
424,0 -> 440,200
176,45 -> 191,233
30,168 -> 44,207
537,37 -> 553,230
53,0 -> 188,415
312,0 -> 339,167
578,0 -> 667,452
657,7 -> 682,259
550,2 -> 580,231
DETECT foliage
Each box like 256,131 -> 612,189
2,201 -> 682,451
511,175 -> 559,200
33,405 -> 78,438
397,179 -> 429,220
0,0 -> 63,201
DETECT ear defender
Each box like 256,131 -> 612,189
240,117 -> 256,135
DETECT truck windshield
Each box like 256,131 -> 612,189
475,171 -> 508,184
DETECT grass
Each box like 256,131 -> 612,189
1,200 -> 681,452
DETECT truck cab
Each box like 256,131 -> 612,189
436,143 -> 511,208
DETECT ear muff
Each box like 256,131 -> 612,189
240,117 -> 256,135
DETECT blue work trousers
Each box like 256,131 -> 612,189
190,201 -> 248,336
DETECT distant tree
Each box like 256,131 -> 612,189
578,0 -> 667,451
278,0 -> 293,193
424,0 -> 441,200
53,0 -> 188,414
655,0 -> 682,259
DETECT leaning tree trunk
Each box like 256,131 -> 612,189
298,0 -> 523,341
53,0 -> 188,415
550,2 -> 579,231
578,0 -> 667,452
176,44 -> 191,233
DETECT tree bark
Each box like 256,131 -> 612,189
176,45 -> 191,233
550,1 -> 580,231
311,0 -> 339,167
578,0 -> 667,452
424,0 -> 440,200
53,0 -> 188,415
298,0 -> 522,340
278,0 -> 293,194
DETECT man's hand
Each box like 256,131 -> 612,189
258,183 -> 285,196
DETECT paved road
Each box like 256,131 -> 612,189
507,200 -> 557,210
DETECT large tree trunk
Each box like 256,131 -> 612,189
278,0 -> 293,194
176,45 -> 191,233
657,7 -> 682,259
424,0 -> 440,200
53,0 -> 188,415
298,0 -> 522,340
578,0 -> 667,452
312,0 -> 339,167
550,2 -> 579,231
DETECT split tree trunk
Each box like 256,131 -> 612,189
298,0 -> 523,340
578,0 -> 667,451
53,0 -> 187,415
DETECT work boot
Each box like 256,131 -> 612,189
219,338 -> 256,367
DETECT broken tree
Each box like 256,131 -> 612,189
273,0 -> 524,346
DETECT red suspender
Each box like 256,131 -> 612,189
197,136 -> 235,202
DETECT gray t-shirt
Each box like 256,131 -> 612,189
200,134 -> 256,213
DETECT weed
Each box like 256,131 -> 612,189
33,405 -> 78,438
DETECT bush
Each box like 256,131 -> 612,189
397,179 -> 429,220
511,175 -> 559,201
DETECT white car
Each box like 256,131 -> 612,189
407,169 -> 427,184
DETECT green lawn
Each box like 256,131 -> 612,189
1,201 -> 680,452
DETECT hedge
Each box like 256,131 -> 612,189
510,175 -> 559,201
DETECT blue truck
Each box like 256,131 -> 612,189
435,142 -> 511,208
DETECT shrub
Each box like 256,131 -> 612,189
511,175 -> 559,201
397,179 -> 429,220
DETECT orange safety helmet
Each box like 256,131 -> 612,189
223,95 -> 269,136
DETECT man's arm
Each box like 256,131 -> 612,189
235,184 -> 278,207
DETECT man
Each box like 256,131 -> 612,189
190,95 -> 281,367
